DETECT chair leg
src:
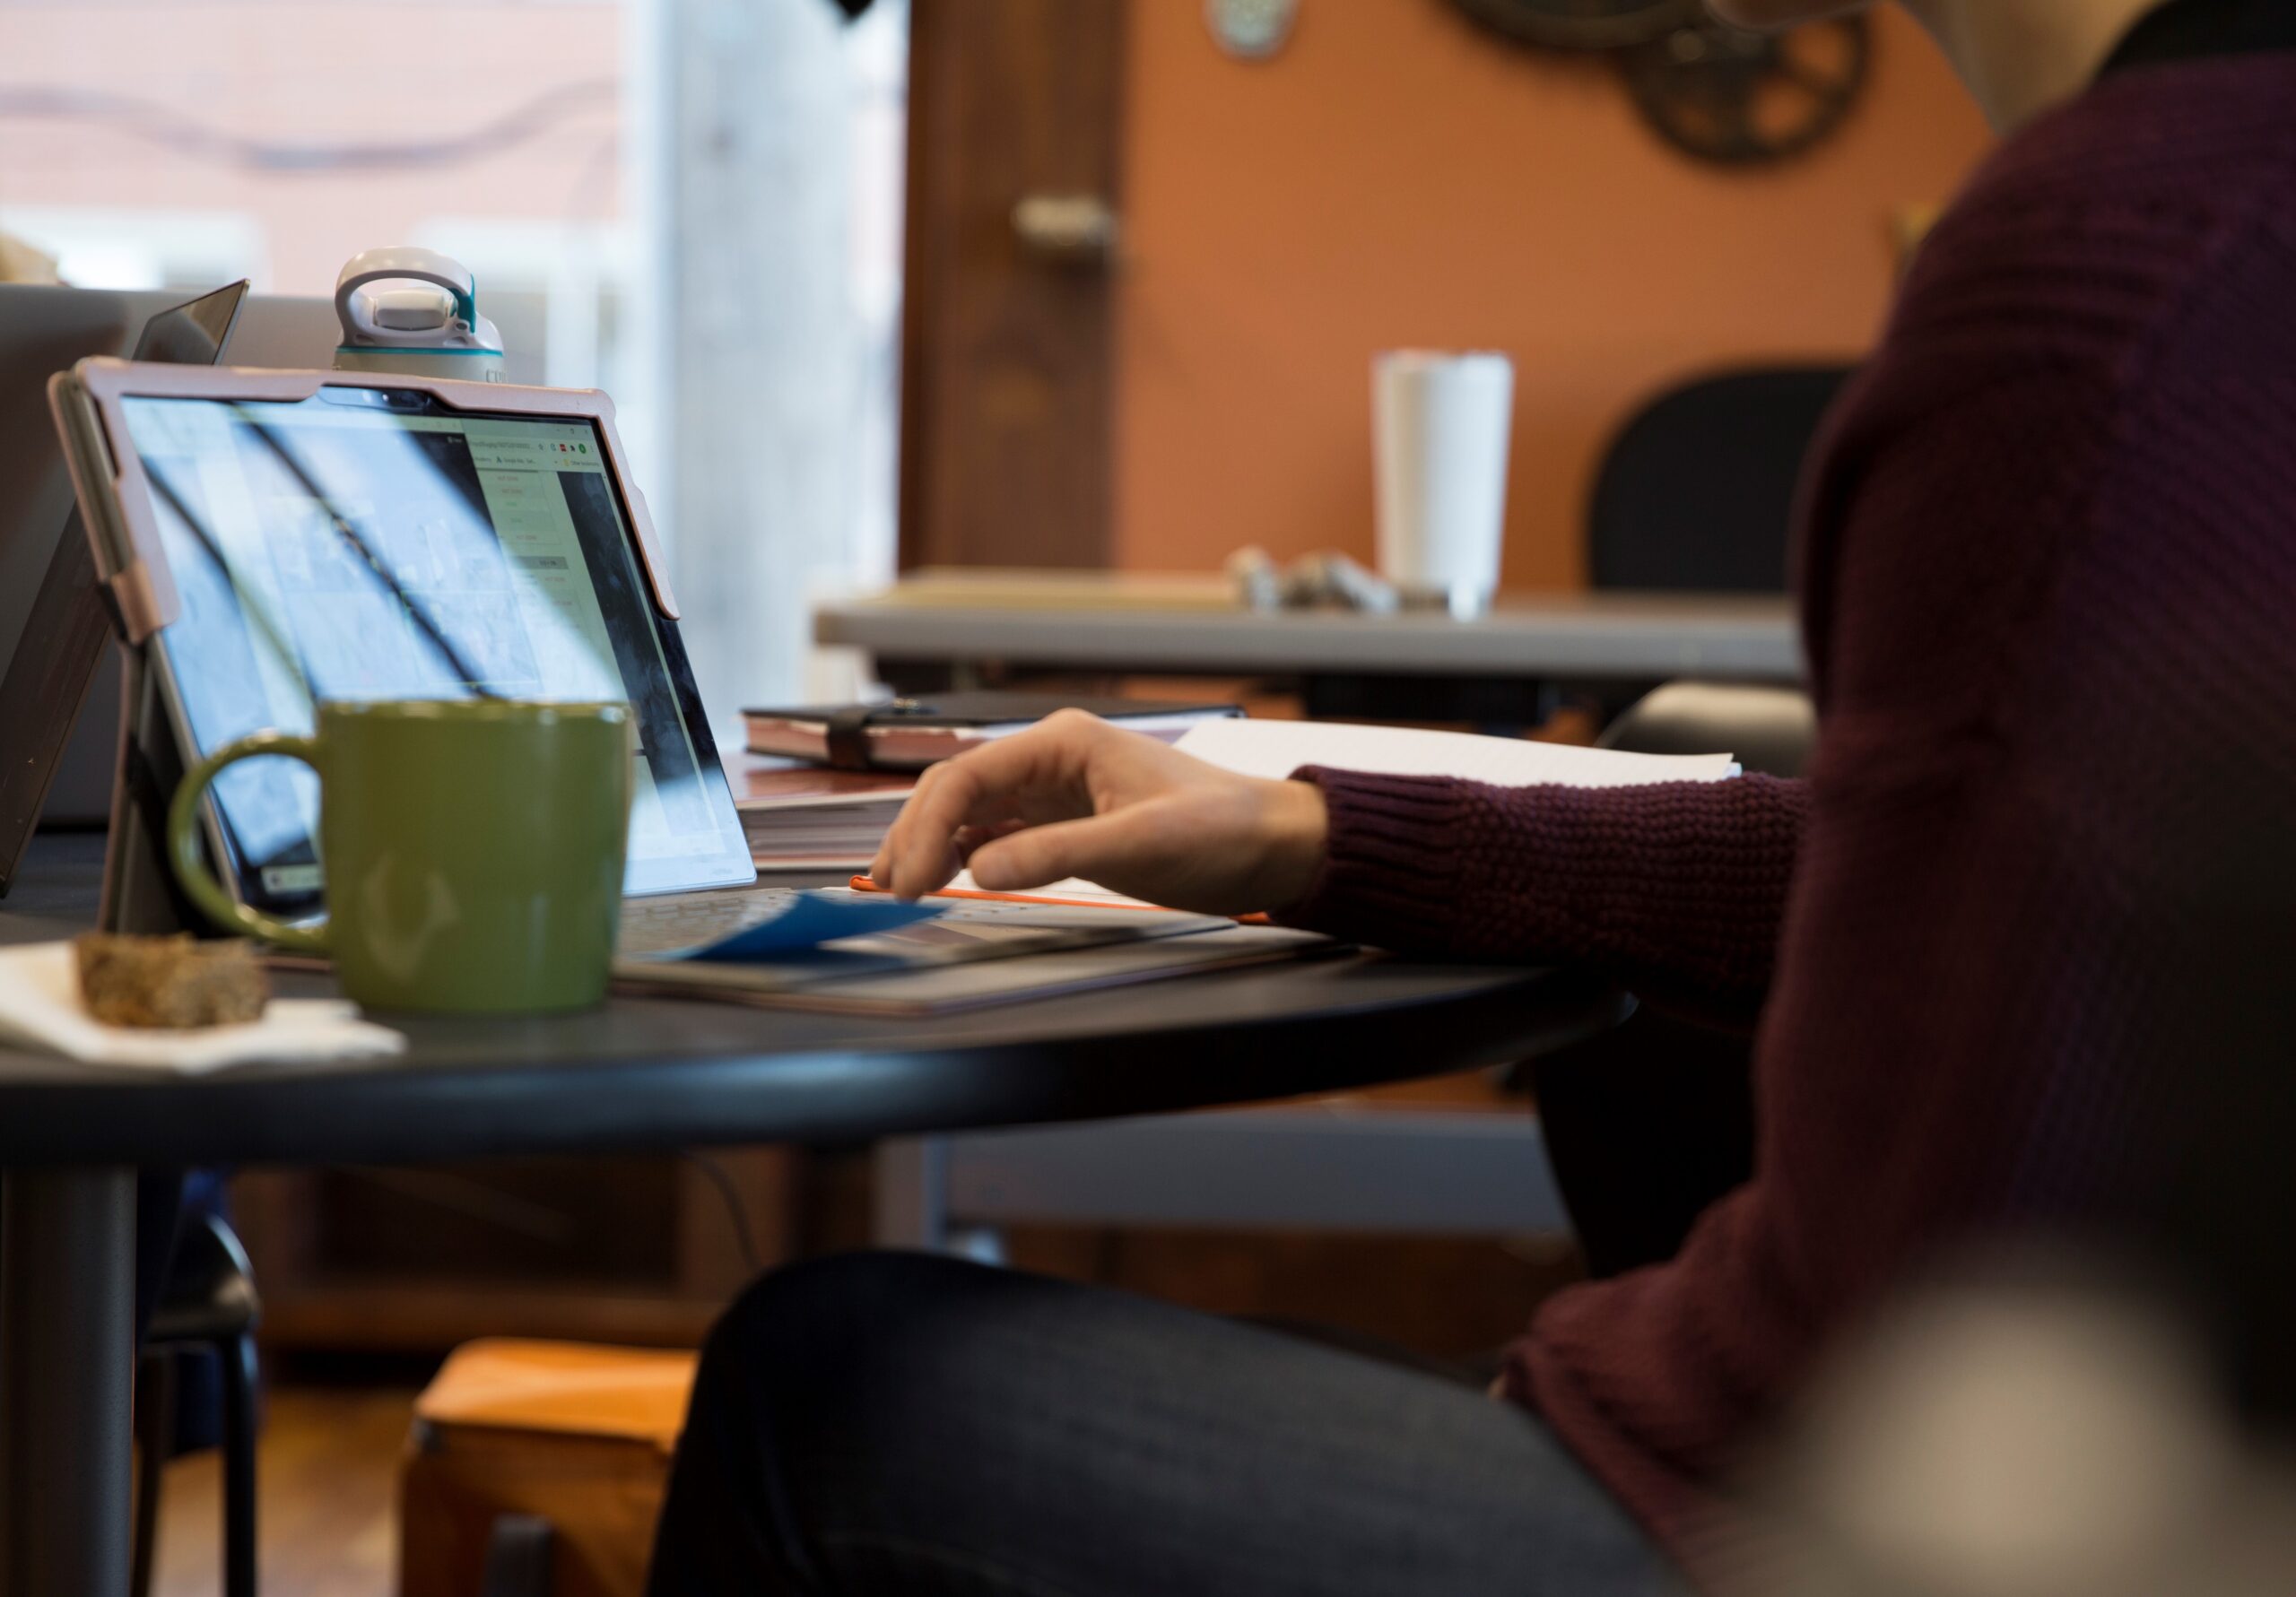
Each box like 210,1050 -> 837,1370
218,1333 -> 260,1597
130,1351 -> 178,1597
478,1514 -> 556,1597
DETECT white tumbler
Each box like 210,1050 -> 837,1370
1372,351 -> 1515,618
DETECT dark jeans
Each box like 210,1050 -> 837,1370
648,1252 -> 1678,1597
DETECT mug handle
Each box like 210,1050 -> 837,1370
168,731 -> 329,954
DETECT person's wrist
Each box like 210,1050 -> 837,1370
1257,777 -> 1328,910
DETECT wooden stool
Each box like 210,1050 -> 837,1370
400,1340 -> 698,1597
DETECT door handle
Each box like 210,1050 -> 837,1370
1011,194 -> 1120,267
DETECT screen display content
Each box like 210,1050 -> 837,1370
120,387 -> 752,910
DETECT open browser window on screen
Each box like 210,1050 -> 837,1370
121,387 -> 738,910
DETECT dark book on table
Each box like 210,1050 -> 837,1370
742,693 -> 1243,771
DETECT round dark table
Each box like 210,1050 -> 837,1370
0,832 -> 1628,1596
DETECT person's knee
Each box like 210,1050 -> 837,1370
707,1249 -> 984,1358
691,1250 -> 997,1441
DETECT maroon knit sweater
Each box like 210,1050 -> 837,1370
1283,56 -> 2296,1567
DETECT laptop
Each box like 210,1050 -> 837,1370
0,291 -> 349,853
44,357 -> 1234,967
0,282 -> 248,894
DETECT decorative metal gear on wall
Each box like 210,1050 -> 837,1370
1448,0 -> 1705,52
1443,0 -> 1873,167
1621,15 -> 1871,164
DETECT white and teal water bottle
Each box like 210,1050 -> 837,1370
331,246 -> 508,383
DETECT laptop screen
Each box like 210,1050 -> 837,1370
120,385 -> 754,911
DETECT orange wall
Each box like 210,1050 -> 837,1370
1112,1 -> 1994,588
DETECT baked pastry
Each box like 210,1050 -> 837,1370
74,933 -> 269,1029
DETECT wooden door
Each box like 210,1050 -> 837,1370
900,0 -> 1126,570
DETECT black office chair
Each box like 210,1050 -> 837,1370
1532,366 -> 1844,1272
1587,364 -> 1855,595
1523,680 -> 1818,1278
133,1211 -> 262,1597
1598,680 -> 1815,778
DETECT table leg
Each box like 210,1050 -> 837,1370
872,1136 -> 952,1251
1,1167 -> 135,1597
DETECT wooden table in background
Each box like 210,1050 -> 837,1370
813,569 -> 1804,722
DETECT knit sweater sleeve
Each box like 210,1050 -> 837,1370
1275,768 -> 1810,1009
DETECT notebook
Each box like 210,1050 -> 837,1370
609,893 -> 1323,1015
857,717 -> 1742,911
743,692 -> 1241,770
733,758 -> 916,870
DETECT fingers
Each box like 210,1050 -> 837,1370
964,807 -> 1161,894
871,715 -> 1107,898
870,760 -> 970,897
953,820 -> 1029,861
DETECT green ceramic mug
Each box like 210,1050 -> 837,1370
169,699 -> 633,1014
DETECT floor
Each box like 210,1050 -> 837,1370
151,1384 -> 413,1597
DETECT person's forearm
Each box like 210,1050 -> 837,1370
1276,769 -> 1810,1008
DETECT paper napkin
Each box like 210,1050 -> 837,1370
0,942 -> 406,1075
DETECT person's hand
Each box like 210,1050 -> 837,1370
869,711 -> 1329,916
